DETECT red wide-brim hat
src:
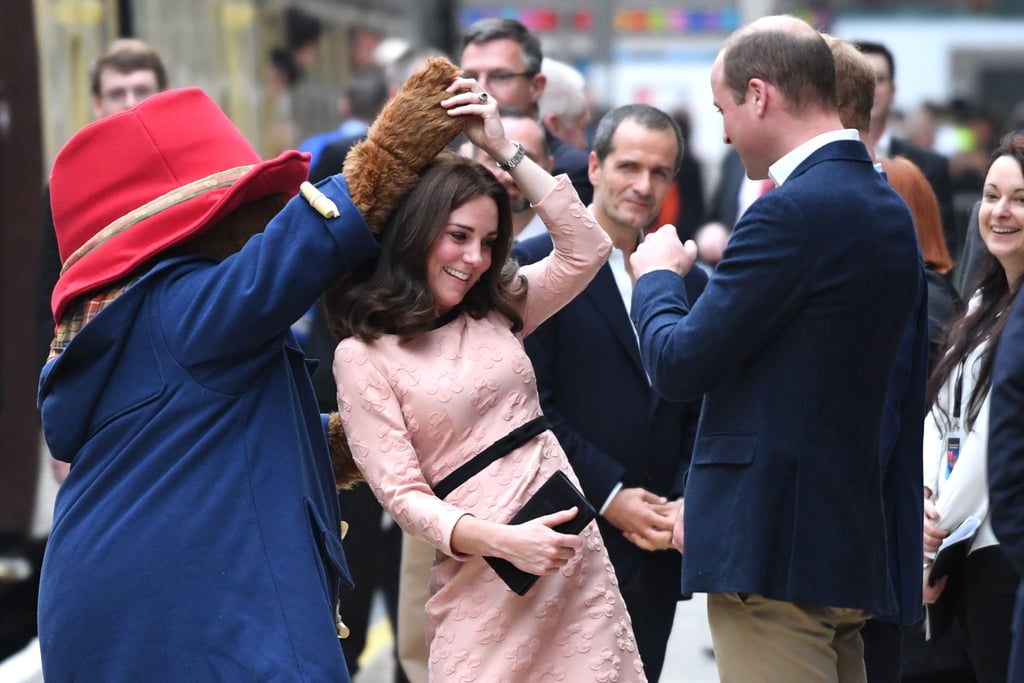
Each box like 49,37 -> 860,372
49,87 -> 309,323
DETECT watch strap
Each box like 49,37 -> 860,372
496,141 -> 526,171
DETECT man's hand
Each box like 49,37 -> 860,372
605,488 -> 678,551
630,224 -> 697,280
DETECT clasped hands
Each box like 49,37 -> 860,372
605,487 -> 683,553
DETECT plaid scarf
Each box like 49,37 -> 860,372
49,277 -> 139,361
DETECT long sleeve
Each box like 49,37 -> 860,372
162,175 -> 378,363
517,176 -> 611,337
925,342 -> 996,550
333,341 -> 469,559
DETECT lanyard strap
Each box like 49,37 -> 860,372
952,356 -> 967,426
945,357 -> 969,479
433,416 -> 551,500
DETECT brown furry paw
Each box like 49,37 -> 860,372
344,57 -> 466,233
328,412 -> 363,489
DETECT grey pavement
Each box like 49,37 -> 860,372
354,593 -> 720,683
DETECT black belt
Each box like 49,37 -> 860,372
433,416 -> 551,500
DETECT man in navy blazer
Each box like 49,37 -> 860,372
630,17 -> 922,682
988,293 -> 1024,682
514,104 -> 706,681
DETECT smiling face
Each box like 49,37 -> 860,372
589,117 -> 679,237
980,154 -> 1024,284
426,194 -> 499,314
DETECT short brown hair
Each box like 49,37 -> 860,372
721,19 -> 836,112
90,39 -> 168,97
824,34 -> 875,134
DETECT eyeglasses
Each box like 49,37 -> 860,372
461,70 -> 536,87
100,85 -> 159,105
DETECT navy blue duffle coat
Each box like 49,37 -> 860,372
37,176 -> 378,681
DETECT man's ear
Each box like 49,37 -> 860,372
529,72 -> 547,107
542,111 -> 560,138
748,78 -> 768,118
587,150 -> 601,186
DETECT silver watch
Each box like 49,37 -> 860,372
496,141 -> 526,171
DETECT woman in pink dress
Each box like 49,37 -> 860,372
328,78 -> 647,682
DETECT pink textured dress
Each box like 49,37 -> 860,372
333,177 -> 647,682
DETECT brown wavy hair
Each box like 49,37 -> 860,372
880,156 -> 953,274
324,152 -> 525,343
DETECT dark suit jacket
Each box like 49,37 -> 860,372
548,134 -> 593,206
875,270 -> 928,625
631,140 -> 921,615
890,137 -> 956,258
988,291 -> 1024,680
514,233 -> 706,596
704,148 -> 747,229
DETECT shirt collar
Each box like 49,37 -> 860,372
769,128 -> 860,186
876,127 -> 893,158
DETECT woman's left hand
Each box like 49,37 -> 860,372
922,568 -> 947,604
441,77 -> 509,160
923,499 -> 948,554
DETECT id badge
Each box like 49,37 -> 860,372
945,434 -> 962,479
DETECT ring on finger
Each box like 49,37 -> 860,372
478,92 -> 489,103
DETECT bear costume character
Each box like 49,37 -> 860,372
37,58 -> 464,682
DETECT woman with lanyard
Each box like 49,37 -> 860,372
922,130 -> 1024,683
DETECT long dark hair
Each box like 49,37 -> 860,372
926,131 -> 1024,430
325,152 -> 525,342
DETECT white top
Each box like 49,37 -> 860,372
923,295 -> 997,553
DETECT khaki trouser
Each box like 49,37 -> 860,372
708,592 -> 869,683
396,533 -> 433,683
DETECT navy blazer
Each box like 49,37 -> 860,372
876,272 -> 928,625
514,233 -> 706,590
988,292 -> 1024,679
631,140 -> 921,615
37,177 -> 377,681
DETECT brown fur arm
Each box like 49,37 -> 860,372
343,57 -> 467,233
328,411 -> 363,489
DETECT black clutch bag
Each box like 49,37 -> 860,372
484,469 -> 597,596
